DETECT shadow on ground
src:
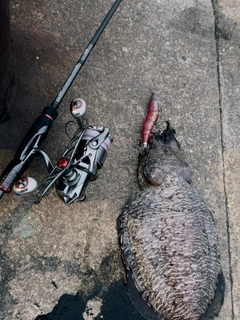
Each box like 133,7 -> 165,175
35,279 -> 143,320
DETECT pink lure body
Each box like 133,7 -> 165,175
141,93 -> 160,147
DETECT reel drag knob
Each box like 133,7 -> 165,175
70,98 -> 88,128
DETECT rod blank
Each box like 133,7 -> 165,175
51,0 -> 123,109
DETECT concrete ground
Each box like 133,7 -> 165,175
0,0 -> 239,319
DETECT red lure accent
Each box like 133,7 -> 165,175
141,93 -> 160,147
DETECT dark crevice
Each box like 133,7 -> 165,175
0,55 -> 18,124
211,0 -> 234,318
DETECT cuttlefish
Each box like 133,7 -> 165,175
118,93 -> 225,320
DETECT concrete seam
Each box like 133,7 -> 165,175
211,0 -> 234,318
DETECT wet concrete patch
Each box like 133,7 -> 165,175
35,294 -> 86,320
33,254 -> 143,320
35,279 -> 142,320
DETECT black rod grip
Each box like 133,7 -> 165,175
0,106 -> 58,197
15,106 -> 58,159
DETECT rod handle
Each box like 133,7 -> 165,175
0,106 -> 58,198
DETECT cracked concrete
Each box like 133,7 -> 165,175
211,0 -> 234,318
0,0 -> 239,319
211,0 -> 240,318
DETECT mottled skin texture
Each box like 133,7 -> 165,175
118,122 -> 225,320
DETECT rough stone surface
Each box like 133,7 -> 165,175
0,0 -> 236,319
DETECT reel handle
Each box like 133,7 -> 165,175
70,98 -> 89,128
13,177 -> 40,203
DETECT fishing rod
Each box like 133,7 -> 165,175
0,0 -> 123,204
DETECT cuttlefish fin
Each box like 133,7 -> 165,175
200,270 -> 225,320
126,270 -> 166,320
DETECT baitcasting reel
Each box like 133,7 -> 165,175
12,98 -> 112,205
